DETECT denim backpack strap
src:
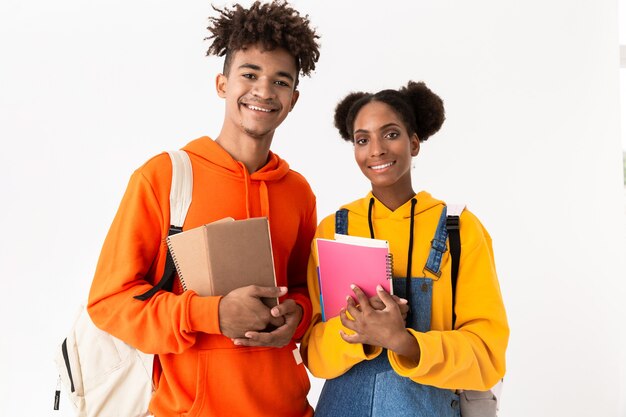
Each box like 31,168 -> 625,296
335,208 -> 349,235
423,206 -> 449,277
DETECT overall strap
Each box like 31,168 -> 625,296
335,208 -> 349,235
423,207 -> 449,278
134,150 -> 193,301
446,204 -> 465,328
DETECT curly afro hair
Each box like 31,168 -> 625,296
334,81 -> 445,143
205,1 -> 320,83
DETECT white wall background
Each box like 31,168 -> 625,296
1,1 -> 624,416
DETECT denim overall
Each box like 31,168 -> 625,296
314,202 -> 460,417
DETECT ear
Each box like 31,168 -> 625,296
410,133 -> 420,157
216,73 -> 227,98
288,89 -> 300,112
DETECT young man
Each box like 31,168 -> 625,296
87,2 -> 321,416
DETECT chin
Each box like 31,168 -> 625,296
243,126 -> 274,139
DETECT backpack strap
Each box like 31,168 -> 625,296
167,150 -> 193,229
134,150 -> 193,301
446,203 -> 465,328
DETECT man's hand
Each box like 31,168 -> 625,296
218,285 -> 288,339
231,298 -> 303,348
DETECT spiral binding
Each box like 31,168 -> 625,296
166,237 -> 187,291
386,253 -> 394,279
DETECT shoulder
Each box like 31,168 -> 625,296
279,168 -> 317,208
456,206 -> 493,249
282,168 -> 313,193
135,152 -> 172,179
315,212 -> 337,239
315,196 -> 369,238
125,152 -> 174,199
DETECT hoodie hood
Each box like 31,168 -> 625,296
182,136 -> 291,218
342,190 -> 444,221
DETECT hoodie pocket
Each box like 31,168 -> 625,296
184,342 -> 310,417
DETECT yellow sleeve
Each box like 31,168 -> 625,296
388,211 -> 509,390
300,215 -> 382,379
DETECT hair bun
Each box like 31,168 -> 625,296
400,81 -> 445,141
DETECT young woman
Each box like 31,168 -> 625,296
301,81 -> 509,417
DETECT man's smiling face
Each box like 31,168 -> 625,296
217,44 -> 299,140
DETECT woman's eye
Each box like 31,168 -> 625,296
354,138 -> 368,145
386,132 -> 400,139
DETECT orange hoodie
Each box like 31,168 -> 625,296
87,137 -> 316,417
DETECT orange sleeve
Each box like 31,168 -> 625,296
87,168 -> 221,354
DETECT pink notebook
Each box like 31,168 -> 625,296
315,235 -> 393,321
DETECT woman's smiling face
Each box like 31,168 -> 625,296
352,101 -> 420,194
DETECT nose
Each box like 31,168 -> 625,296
369,136 -> 386,157
252,78 -> 276,100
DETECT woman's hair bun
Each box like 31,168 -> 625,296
400,81 -> 445,141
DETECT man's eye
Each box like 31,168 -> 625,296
242,73 -> 256,79
275,80 -> 289,87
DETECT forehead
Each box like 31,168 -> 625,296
354,101 -> 405,130
230,44 -> 298,76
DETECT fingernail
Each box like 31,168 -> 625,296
376,285 -> 383,291
279,286 -> 288,292
399,298 -> 408,304
233,340 -> 242,345
350,284 -> 356,290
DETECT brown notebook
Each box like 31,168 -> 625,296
166,217 -> 278,307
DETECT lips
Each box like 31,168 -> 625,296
242,102 -> 278,113
369,161 -> 396,170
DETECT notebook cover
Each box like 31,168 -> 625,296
315,236 -> 392,321
166,226 -> 212,295
204,217 -> 278,307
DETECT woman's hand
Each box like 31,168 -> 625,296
368,292 -> 409,323
339,284 -> 421,363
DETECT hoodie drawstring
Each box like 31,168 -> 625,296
238,162 -> 270,219
241,164 -> 252,219
367,198 -> 375,239
259,181 -> 270,219
367,197 -> 418,297
405,198 -> 417,296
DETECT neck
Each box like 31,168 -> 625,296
371,180 -> 415,211
215,131 -> 273,173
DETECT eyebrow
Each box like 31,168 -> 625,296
237,63 -> 295,82
354,123 -> 401,135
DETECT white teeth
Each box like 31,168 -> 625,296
247,105 -> 272,112
370,162 -> 394,170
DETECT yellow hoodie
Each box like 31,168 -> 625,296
301,191 -> 508,391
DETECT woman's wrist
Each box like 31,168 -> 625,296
388,330 -> 420,363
